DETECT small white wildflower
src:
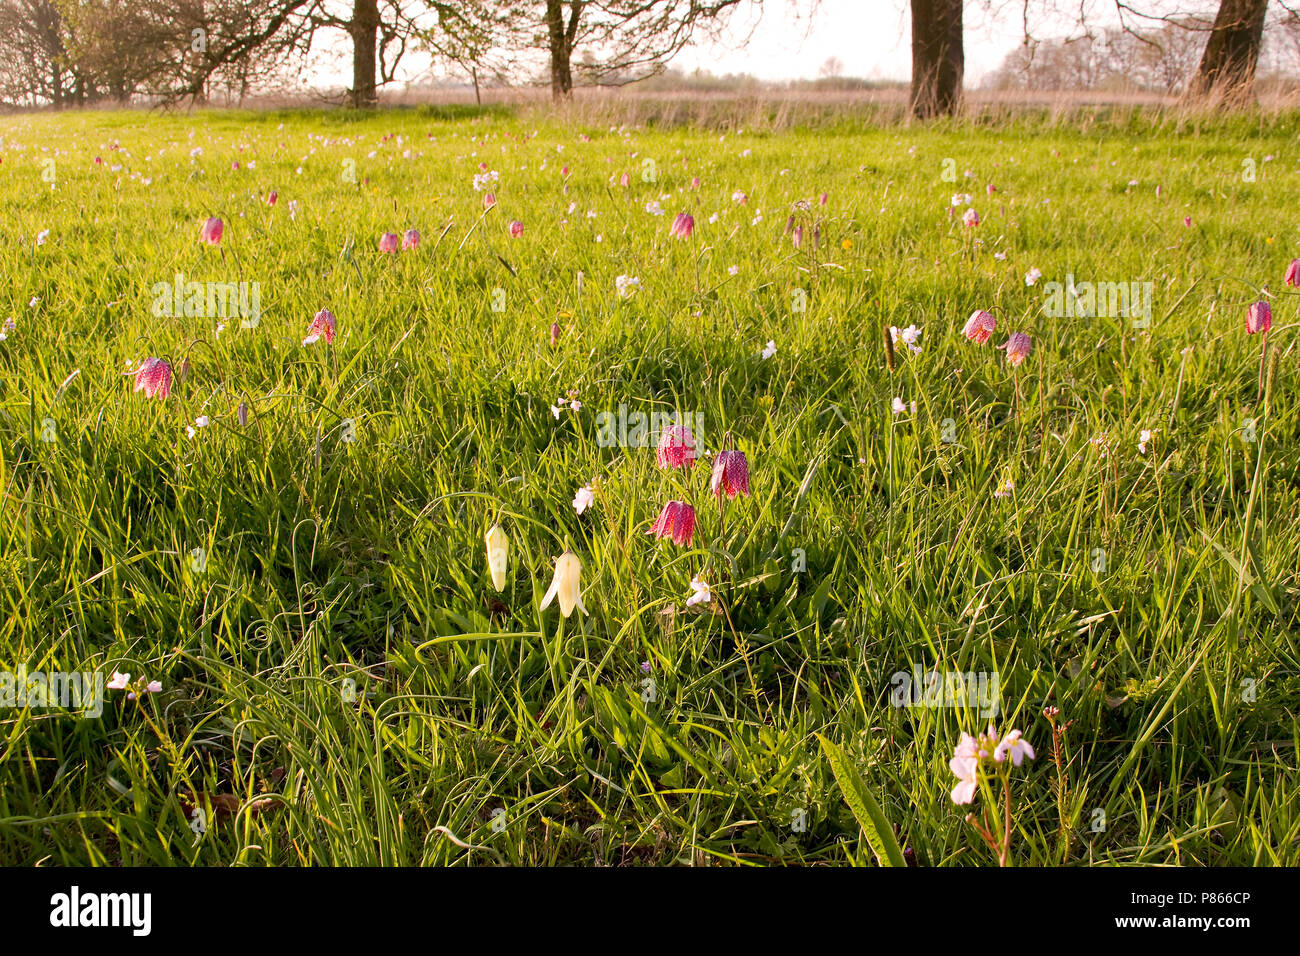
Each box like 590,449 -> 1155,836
686,576 -> 712,607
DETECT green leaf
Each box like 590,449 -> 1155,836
817,735 -> 906,867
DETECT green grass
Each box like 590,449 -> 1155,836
2,104 -> 1299,866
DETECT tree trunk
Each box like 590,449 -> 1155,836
1187,0 -> 1269,105
350,0 -> 380,108
910,0 -> 963,119
546,0 -> 576,101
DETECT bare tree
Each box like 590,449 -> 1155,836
0,0 -> 72,107
987,1 -> 1285,105
1187,0 -> 1269,102
533,1 -> 751,101
910,0 -> 962,117
819,55 -> 844,77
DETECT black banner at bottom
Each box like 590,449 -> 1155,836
0,864 -> 1274,941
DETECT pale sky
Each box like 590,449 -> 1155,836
673,0 -> 1021,84
307,0 -> 1215,91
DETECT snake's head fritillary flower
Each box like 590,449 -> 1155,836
656,424 -> 697,469
690,176 -> 701,190
540,551 -> 587,617
670,212 -> 694,239
550,321 -> 561,346
792,224 -> 804,248
267,191 -> 278,206
963,310 -> 997,344
962,208 -> 980,228
648,500 -> 696,546
199,217 -> 223,245
131,358 -> 173,399
1246,300 -> 1272,334
483,192 -> 496,208
485,524 -> 509,592
711,450 -> 751,499
378,232 -> 400,254
1000,331 -> 1033,367
1285,258 -> 1300,289
402,228 -> 421,250
994,729 -> 1036,766
508,220 -> 524,238
305,309 -> 336,345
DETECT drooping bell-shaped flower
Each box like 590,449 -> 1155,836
485,524 -> 509,592
540,551 -> 587,617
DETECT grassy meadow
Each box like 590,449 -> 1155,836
2,104 -> 1299,866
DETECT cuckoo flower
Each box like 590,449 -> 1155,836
949,732 -> 982,805
686,576 -> 712,607
540,551 -> 587,617
648,500 -> 696,546
949,725 -> 1035,805
994,729 -> 1036,766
